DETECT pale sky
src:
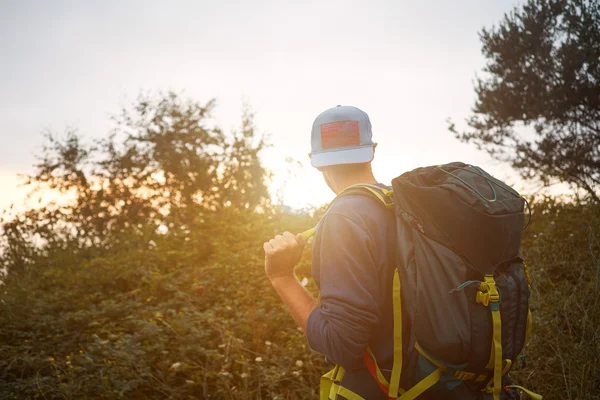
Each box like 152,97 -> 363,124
0,0 -> 528,211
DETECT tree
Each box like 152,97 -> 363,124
450,0 -> 600,203
0,93 -> 324,400
0,92 -> 270,275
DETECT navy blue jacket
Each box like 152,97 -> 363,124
306,188 -> 398,398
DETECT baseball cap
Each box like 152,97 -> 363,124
310,105 -> 376,168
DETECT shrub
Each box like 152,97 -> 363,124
511,200 -> 600,399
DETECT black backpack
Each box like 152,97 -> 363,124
311,162 -> 541,400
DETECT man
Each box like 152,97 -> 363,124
263,105 -> 397,398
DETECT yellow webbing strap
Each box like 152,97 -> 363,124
522,261 -> 533,287
506,385 -> 543,400
365,347 -> 390,388
299,185 -> 393,242
477,275 -> 502,400
362,186 -> 387,204
415,342 -> 512,383
524,308 -> 532,349
491,310 -> 502,400
331,384 -> 365,400
522,260 -> 533,348
300,227 -> 316,241
517,260 -> 533,359
414,342 -> 446,371
320,365 -> 366,400
514,307 -> 533,381
342,184 -> 394,209
388,269 -> 403,397
398,367 -> 444,400
321,365 -> 343,399
521,260 -> 533,354
400,343 -> 447,399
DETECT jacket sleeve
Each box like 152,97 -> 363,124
306,212 -> 382,369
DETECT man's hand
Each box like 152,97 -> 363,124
263,231 -> 306,280
263,231 -> 316,332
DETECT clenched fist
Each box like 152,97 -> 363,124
263,231 -> 306,280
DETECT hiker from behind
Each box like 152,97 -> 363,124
263,106 -> 539,400
264,105 -> 398,398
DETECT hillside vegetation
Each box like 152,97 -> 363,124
0,94 -> 598,399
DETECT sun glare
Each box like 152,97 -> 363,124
0,173 -> 29,215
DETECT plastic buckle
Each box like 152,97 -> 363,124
476,277 -> 500,307
476,290 -> 490,306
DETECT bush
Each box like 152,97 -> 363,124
0,207 -> 327,399
0,92 -> 597,399
511,200 -> 600,399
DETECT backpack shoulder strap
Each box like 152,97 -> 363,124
299,184 -> 394,241
337,183 -> 394,209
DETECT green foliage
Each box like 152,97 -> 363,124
0,207 -> 325,399
1,92 -> 270,276
450,0 -> 600,202
513,199 -> 600,399
0,91 -> 597,399
0,92 -> 326,399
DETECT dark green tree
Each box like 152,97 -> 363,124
0,92 -> 324,400
450,0 -> 600,202
0,92 -> 270,274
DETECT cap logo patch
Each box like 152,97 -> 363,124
320,121 -> 360,149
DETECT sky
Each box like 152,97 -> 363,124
0,0 -> 529,211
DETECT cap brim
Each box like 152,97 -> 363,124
310,145 -> 374,168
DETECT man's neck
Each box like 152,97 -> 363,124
335,172 -> 378,194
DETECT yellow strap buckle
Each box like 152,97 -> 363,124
476,275 -> 500,307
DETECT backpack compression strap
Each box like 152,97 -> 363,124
476,275 -> 542,399
320,365 -> 366,400
476,275 -> 503,400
